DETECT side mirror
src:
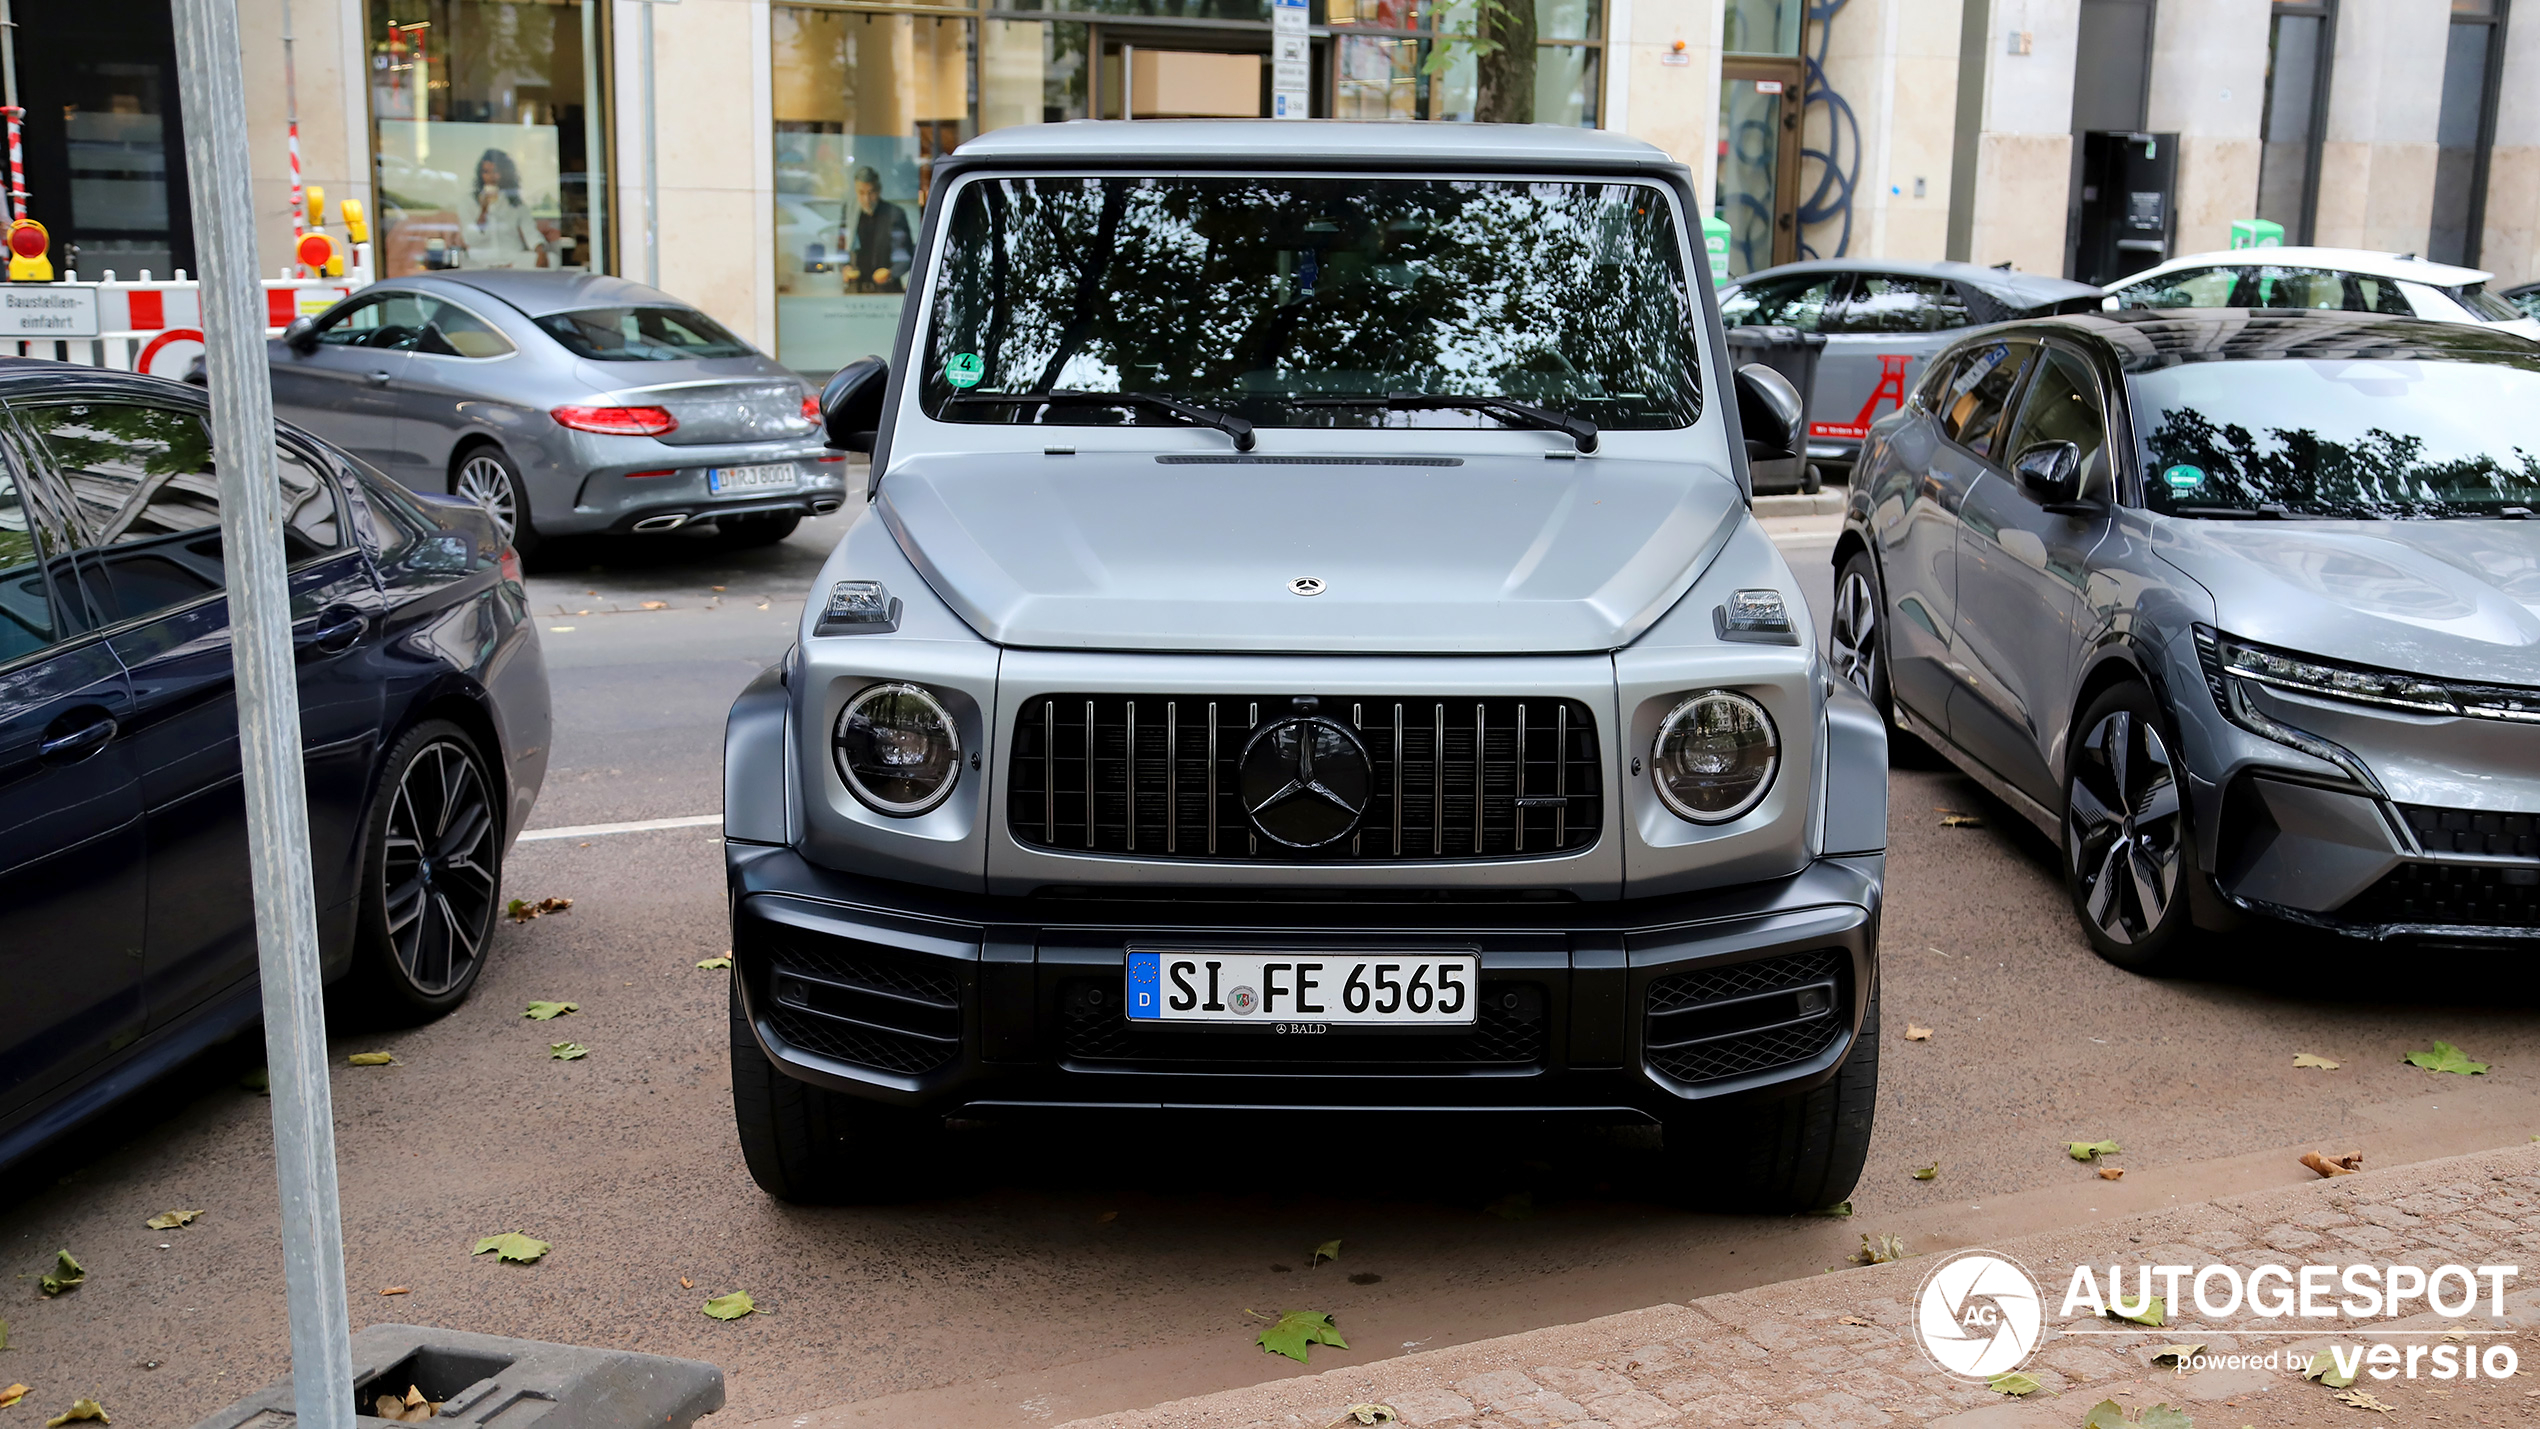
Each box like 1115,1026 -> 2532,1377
1734,361 -> 1804,463
2012,440 -> 2084,506
283,317 -> 319,355
820,357 -> 888,455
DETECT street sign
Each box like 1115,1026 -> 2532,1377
0,283 -> 99,337
1271,0 -> 1309,118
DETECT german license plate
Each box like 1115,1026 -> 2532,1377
707,462 -> 798,493
1125,950 -> 1478,1026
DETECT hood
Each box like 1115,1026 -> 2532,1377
875,450 -> 1747,654
2156,519 -> 2540,684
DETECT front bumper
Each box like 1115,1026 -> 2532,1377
726,844 -> 1881,1119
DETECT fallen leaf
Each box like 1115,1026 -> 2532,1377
2301,1150 -> 2364,1178
239,1069 -> 269,1094
1325,1406 -> 1397,1428
523,1001 -> 579,1021
506,897 -> 573,924
2303,1351 -> 2358,1388
680,1277 -> 693,1289
1253,1309 -> 1347,1364
1987,1372 -> 2041,1396
549,1043 -> 589,1061
1095,1211 -> 1117,1224
641,600 -> 668,611
37,1250 -> 83,1297
347,1052 -> 397,1066
695,956 -> 732,970
144,1210 -> 203,1230
703,1290 -> 756,1320
1849,1233 -> 1906,1266
2333,1388 -> 2391,1413
2293,1052 -> 2340,1070
2150,1342 -> 2206,1367
0,1323 -> 8,1350
1838,1315 -> 1875,1327
1940,814 -> 1985,828
2404,1041 -> 2488,1076
1812,1200 -> 1854,1218
2069,1139 -> 2122,1162
41,1402 -> 105,1428
1904,1025 -> 1933,1041
379,1286 -> 410,1296
2082,1403 -> 2192,1429
0,1386 -> 24,1410
2108,1294 -> 2165,1327
471,1232 -> 551,1264
711,586 -> 727,593
1309,1239 -> 1341,1268
1912,1163 -> 1938,1180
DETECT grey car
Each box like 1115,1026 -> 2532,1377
268,272 -> 849,555
1833,308 -> 2540,972
1720,259 -> 2101,470
721,120 -> 1890,1211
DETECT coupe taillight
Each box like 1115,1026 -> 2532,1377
801,393 -> 821,425
552,403 -> 678,437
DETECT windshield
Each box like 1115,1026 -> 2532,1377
534,306 -> 755,361
918,174 -> 1701,431
2130,355 -> 2540,519
2452,283 -> 2525,323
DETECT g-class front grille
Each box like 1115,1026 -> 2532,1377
764,942 -> 962,1076
1006,695 -> 1602,863
1644,950 -> 1847,1086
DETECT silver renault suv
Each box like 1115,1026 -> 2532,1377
1834,308 -> 2539,972
722,121 -> 1890,1209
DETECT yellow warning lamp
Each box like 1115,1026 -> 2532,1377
6,218 -> 50,282
305,184 -> 327,232
339,198 -> 370,245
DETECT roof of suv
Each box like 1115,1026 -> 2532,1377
949,120 -> 1680,171
1989,308 -> 2540,372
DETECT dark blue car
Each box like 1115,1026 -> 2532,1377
0,361 -> 550,1167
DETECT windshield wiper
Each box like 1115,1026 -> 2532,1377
2169,503 -> 2298,520
1290,392 -> 1599,453
954,390 -> 1255,452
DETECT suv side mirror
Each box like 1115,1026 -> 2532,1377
821,357 -> 889,454
2012,439 -> 2085,506
283,317 -> 320,355
1734,362 -> 1803,463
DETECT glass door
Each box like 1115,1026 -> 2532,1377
1716,58 -> 1803,277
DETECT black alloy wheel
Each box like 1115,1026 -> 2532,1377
2063,684 -> 2194,972
351,720 -> 501,1019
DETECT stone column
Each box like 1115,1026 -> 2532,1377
1607,0 -> 1726,202
1802,0 -> 1966,262
2144,0 -> 2269,259
2312,0 -> 2449,255
2479,6 -> 2540,284
1964,0 -> 2080,275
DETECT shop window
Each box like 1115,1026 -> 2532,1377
367,0 -> 610,278
1722,0 -> 1800,55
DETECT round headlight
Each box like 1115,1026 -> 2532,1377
834,682 -> 962,816
1651,690 -> 1778,823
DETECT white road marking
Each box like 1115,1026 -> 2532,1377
517,813 -> 721,842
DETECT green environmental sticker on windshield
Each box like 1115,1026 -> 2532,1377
945,352 -> 984,388
2162,464 -> 2205,491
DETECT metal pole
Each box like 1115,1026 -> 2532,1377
283,0 -> 302,247
1,0 -> 20,226
168,4 -> 355,1428
642,0 -> 658,286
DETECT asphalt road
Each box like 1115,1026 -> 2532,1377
6,495 -> 2539,1429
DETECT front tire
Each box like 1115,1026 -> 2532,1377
730,979 -> 943,1203
1663,979 -> 1879,1213
1830,549 -> 1893,727
454,444 -> 539,557
347,720 -> 501,1022
2064,682 -> 2197,974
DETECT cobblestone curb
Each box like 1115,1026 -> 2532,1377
1061,1142 -> 2540,1429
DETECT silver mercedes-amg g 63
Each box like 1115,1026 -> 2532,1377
722,121 -> 1889,1210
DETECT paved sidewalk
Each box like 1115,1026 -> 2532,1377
1061,1142 -> 2540,1429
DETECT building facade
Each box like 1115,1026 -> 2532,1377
5,0 -> 2530,376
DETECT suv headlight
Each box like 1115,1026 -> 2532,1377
834,682 -> 962,815
1652,690 -> 1779,823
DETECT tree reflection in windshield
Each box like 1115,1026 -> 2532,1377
920,175 -> 1702,432
2131,358 -> 2540,520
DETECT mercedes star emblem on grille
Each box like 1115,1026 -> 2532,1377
1288,576 -> 1326,596
1238,715 -> 1372,848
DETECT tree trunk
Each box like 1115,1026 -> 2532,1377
1473,0 -> 1536,124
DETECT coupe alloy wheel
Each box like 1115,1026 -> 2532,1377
381,738 -> 498,996
456,452 -> 520,547
1830,568 -> 1880,699
2065,709 -> 2184,945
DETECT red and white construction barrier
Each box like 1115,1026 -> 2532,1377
4,266 -> 369,378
